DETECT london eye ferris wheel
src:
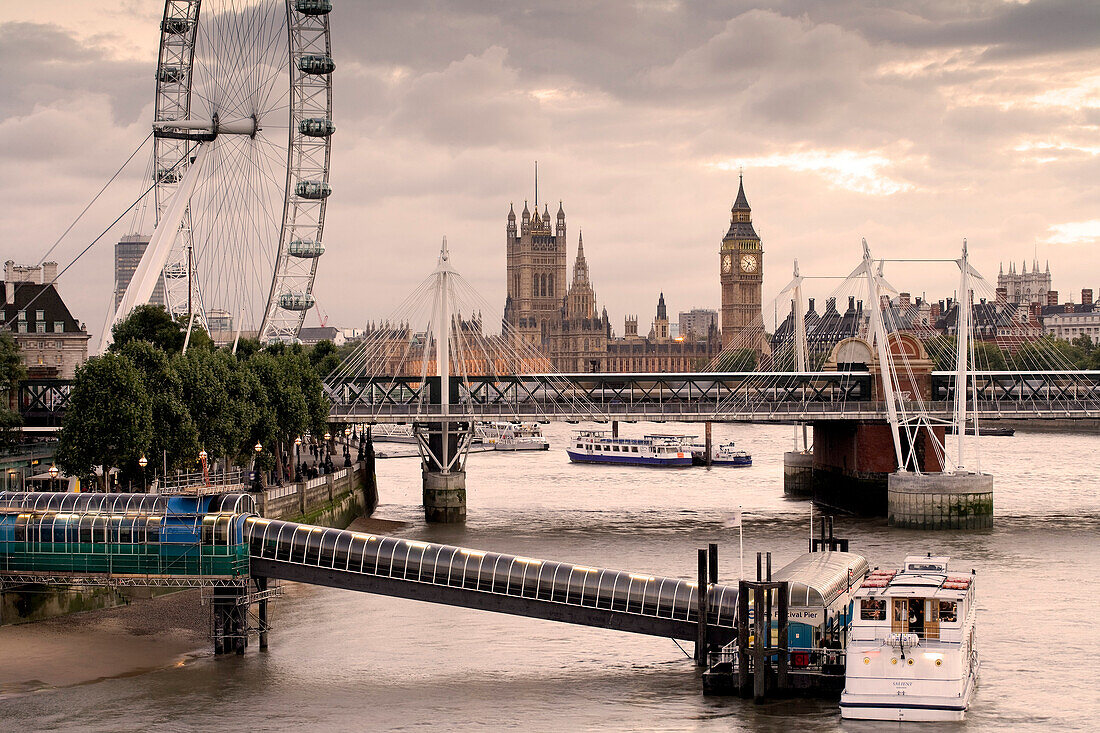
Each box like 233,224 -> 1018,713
113,0 -> 334,344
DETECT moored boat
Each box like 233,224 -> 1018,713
692,440 -> 753,466
841,555 -> 978,722
478,421 -> 550,451
566,430 -> 693,467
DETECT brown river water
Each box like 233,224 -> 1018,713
1,422 -> 1097,731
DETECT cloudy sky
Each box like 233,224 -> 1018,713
2,0 -> 1099,345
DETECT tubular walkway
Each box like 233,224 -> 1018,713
246,517 -> 738,642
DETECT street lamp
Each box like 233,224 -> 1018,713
138,455 -> 148,492
252,441 -> 264,492
294,437 -> 303,481
48,464 -> 59,491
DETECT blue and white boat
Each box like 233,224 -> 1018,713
566,430 -> 693,467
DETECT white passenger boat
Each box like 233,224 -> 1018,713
841,555 -> 978,722
566,430 -> 693,467
477,421 -> 550,451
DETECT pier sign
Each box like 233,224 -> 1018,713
788,607 -> 823,624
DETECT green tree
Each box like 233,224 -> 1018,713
0,331 -> 25,444
56,353 -> 153,489
233,337 -> 263,359
110,304 -> 213,354
173,348 -> 238,463
247,352 -> 309,481
120,340 -> 199,475
1012,336 -> 1086,371
972,342 -> 1008,371
714,348 -> 758,372
309,340 -> 341,378
110,304 -> 185,353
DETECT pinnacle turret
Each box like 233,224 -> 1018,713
732,172 -> 751,212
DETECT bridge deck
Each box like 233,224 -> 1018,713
21,371 -> 1100,428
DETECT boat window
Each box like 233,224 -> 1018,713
632,446 -> 638,453
612,446 -> 619,452
938,600 -> 958,622
861,598 -> 886,620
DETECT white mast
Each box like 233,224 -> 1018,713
861,239 -> 905,469
953,240 -> 971,471
779,259 -> 810,451
435,237 -> 453,472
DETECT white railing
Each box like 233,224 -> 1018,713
266,484 -> 298,501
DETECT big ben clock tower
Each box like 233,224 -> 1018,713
719,174 -> 764,351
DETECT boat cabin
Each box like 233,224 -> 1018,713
851,556 -> 973,644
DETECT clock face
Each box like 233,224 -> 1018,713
740,253 -> 759,273
722,254 -> 732,274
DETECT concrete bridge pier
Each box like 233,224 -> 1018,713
782,451 -> 813,498
888,472 -> 993,530
419,422 -> 468,524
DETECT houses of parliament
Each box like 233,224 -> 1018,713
502,175 -> 764,372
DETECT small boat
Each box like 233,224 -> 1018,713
692,440 -> 752,466
946,425 -> 1015,437
566,430 -> 693,467
841,555 -> 979,722
477,421 -> 550,451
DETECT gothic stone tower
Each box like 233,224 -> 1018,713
719,175 -> 763,351
504,200 -> 568,346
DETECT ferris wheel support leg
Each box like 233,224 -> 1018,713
104,142 -> 212,351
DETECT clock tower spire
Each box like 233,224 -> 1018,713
719,173 -> 764,351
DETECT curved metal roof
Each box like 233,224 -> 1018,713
775,551 -> 869,608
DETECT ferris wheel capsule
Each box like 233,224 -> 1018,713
278,293 -> 317,311
294,0 -> 332,15
288,239 -> 326,258
157,65 -> 185,84
295,180 -> 332,199
298,54 -> 336,75
161,18 -> 193,34
299,118 -> 336,137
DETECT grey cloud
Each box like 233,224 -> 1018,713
0,22 -> 149,124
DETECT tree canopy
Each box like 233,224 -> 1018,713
0,332 -> 25,444
56,352 -> 153,487
59,308 -> 335,485
110,304 -> 213,354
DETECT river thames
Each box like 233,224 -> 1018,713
1,422 -> 1097,731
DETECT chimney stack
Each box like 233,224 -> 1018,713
1047,290 -> 1059,307
996,287 -> 1008,306
1083,288 -> 1093,306
899,292 -> 911,309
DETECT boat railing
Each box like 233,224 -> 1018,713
711,646 -> 846,675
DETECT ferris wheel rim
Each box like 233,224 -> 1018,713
151,0 -> 333,344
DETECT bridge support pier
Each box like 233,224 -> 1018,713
782,451 -> 813,498
423,469 -> 467,523
811,421 -> 945,516
888,472 -> 993,530
417,423 -> 469,524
